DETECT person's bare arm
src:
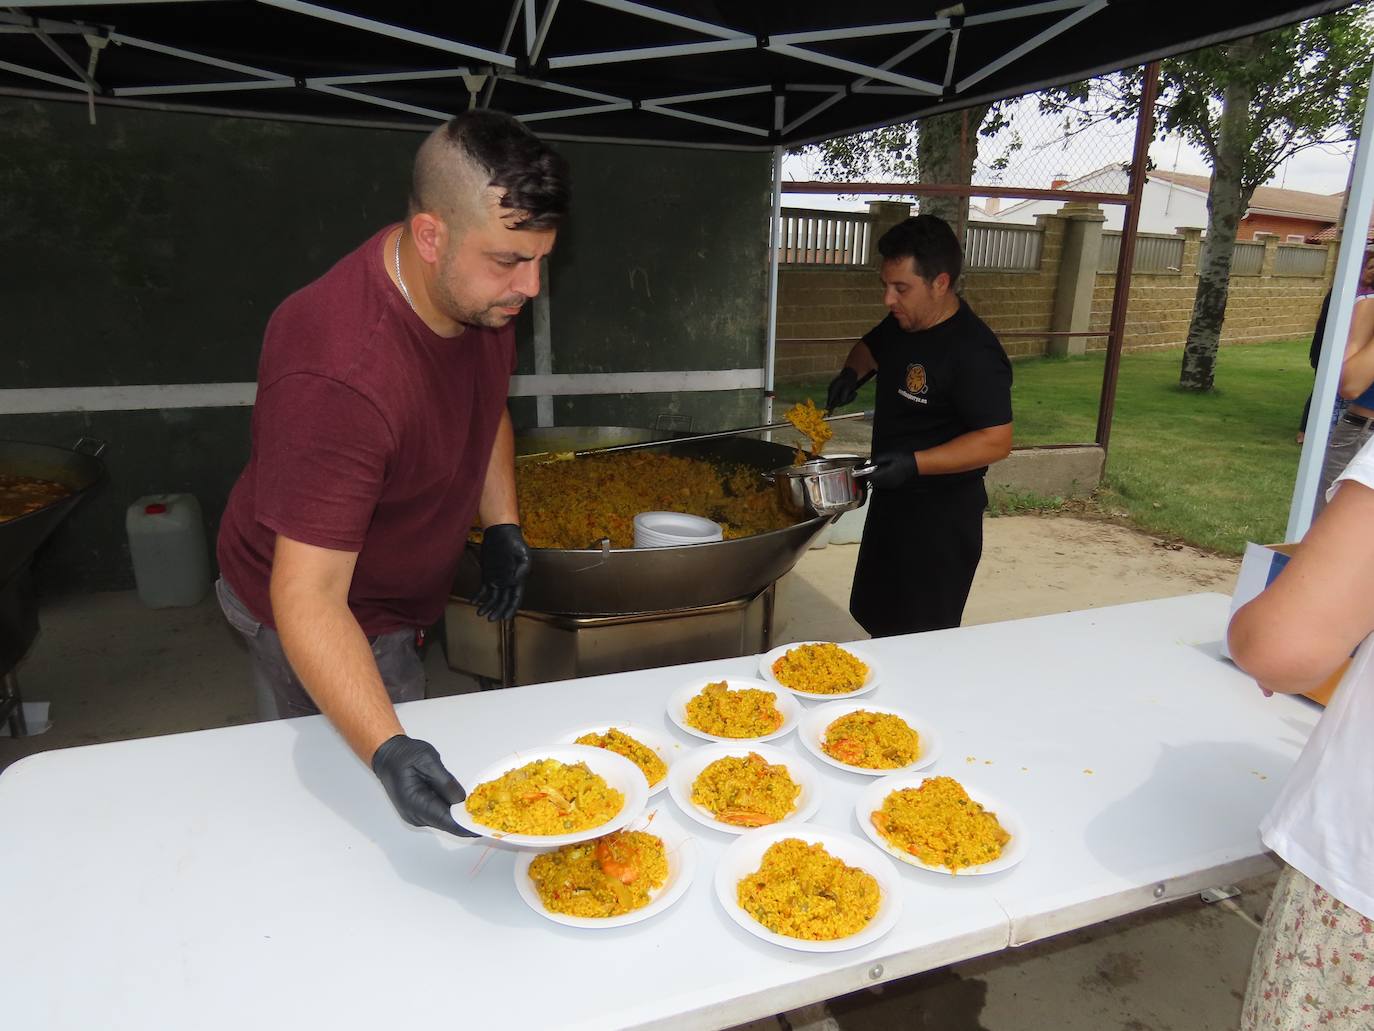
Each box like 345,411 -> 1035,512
915,423 -> 1013,476
269,535 -> 402,762
840,340 -> 877,380
1337,299 -> 1374,399
477,408 -> 519,528
1228,479 -> 1374,695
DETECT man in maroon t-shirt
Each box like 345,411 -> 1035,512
216,111 -> 569,835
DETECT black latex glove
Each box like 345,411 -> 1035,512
826,367 -> 860,412
372,734 -> 477,836
474,523 -> 531,622
865,450 -> 919,490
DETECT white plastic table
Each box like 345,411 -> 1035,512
0,593 -> 1319,1030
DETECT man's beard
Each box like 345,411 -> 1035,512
432,251 -> 526,328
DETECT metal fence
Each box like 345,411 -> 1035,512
1098,232 -> 1185,274
779,208 -> 871,266
1230,241 -> 1266,276
1274,245 -> 1328,277
964,221 -> 1042,271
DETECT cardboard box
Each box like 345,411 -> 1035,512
1225,541 -> 1347,706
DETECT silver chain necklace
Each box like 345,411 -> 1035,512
393,228 -> 418,314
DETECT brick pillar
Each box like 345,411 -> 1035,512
866,200 -> 913,268
1177,227 -> 1203,275
1323,240 -> 1340,285
1048,202 -> 1108,357
1260,235 -> 1279,277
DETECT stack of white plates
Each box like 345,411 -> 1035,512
633,511 -> 723,548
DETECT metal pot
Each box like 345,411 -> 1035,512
457,428 -> 832,615
768,456 -> 875,519
0,437 -> 107,586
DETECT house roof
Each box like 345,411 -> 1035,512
0,0 -> 1354,149
1148,169 -> 1344,220
986,163 -> 1357,229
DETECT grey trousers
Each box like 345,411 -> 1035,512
215,578 -> 426,722
1315,416 -> 1374,518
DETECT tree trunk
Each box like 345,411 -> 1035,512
1179,45 -> 1256,392
917,103 -> 991,246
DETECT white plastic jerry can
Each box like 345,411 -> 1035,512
125,493 -> 212,608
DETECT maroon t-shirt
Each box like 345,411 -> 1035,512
217,225 -> 515,635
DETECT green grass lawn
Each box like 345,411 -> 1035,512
777,339 -> 1315,555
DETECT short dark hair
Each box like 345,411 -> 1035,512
877,215 -> 962,285
411,110 -> 570,231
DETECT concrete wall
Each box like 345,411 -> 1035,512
775,203 -> 1335,383
1,97 -> 769,592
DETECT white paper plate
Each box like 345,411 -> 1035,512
667,676 -> 800,743
667,742 -> 822,835
452,744 -> 649,848
555,723 -> 679,797
799,701 -> 941,777
854,775 -> 1029,875
757,641 -> 882,701
513,815 -> 698,929
714,825 -> 903,952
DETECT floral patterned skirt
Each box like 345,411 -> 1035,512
1242,864 -> 1374,1030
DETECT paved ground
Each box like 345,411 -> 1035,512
2,514 -> 1270,1031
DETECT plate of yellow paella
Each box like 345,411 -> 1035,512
757,641 -> 882,700
452,744 -> 649,847
855,774 -> 1028,875
556,723 -> 680,797
667,742 -> 822,835
799,701 -> 941,776
513,818 -> 699,929
667,676 -> 801,743
715,825 -> 902,953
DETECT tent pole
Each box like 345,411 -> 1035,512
1287,61 -> 1374,541
763,144 -> 783,431
1095,60 -> 1159,454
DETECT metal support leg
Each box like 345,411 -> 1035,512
499,618 -> 517,690
2,670 -> 28,738
761,581 -> 776,653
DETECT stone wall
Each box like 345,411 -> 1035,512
775,201 -> 1336,384
1087,229 -> 1333,350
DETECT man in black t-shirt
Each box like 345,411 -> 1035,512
826,215 -> 1013,637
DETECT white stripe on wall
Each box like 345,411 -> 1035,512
0,369 -> 767,415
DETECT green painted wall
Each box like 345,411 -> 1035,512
0,98 -> 770,593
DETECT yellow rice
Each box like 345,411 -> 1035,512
684,679 -> 784,738
871,776 -> 1010,871
784,399 -> 833,456
528,830 -> 669,918
771,642 -> 869,694
691,751 -> 800,827
737,838 -> 880,940
574,727 -> 667,788
822,710 -> 920,769
464,758 -> 624,835
504,452 -> 795,549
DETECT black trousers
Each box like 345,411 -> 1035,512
849,478 -> 988,638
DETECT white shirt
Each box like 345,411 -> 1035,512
1258,437 -> 1374,918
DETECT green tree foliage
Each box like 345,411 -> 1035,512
1042,10 -> 1371,391
796,8 -> 1370,393
793,102 -> 1005,243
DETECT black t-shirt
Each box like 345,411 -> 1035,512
863,299 -> 1013,488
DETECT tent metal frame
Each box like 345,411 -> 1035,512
0,0 -> 1207,144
